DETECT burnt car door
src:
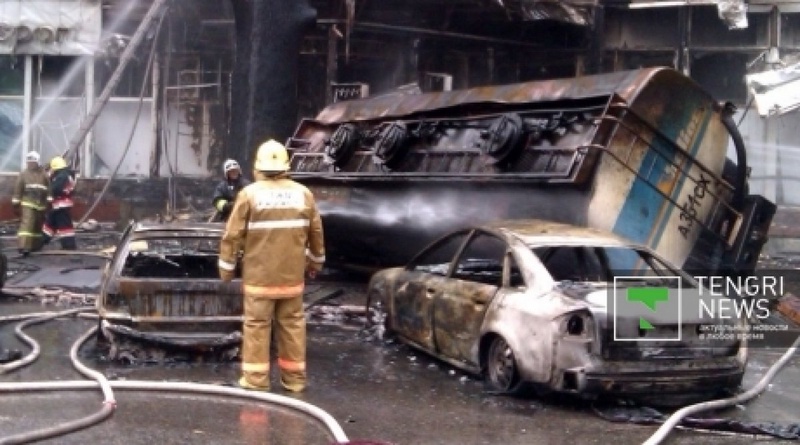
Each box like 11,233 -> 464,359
98,222 -> 134,311
392,231 -> 471,350
433,231 -> 505,363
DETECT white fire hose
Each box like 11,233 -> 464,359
643,334 -> 800,445
0,310 -> 350,444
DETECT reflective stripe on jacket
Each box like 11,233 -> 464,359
219,173 -> 325,297
12,167 -> 51,211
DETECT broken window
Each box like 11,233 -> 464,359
533,245 -> 692,287
452,232 -> 507,286
410,231 -> 470,276
120,237 -> 222,279
534,246 -> 605,282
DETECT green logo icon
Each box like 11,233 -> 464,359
627,287 -> 669,330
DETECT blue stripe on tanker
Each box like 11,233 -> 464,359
611,104 -> 708,269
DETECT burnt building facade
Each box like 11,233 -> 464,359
0,0 -> 796,224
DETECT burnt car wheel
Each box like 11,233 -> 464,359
485,336 -> 520,393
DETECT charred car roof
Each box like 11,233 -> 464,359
482,219 -> 638,247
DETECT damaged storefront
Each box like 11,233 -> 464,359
0,0 -> 798,225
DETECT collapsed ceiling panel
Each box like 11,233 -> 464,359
747,62 -> 800,116
494,0 -> 598,25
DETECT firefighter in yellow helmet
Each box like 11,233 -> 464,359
42,156 -> 77,250
11,151 -> 51,255
218,139 -> 325,392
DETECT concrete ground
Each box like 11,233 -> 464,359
0,239 -> 798,444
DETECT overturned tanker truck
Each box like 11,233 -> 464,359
287,67 -> 775,276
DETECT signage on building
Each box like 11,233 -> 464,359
0,0 -> 101,55
331,83 -> 370,103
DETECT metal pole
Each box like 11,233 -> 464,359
325,25 -> 338,105
22,55 -> 32,162
149,50 -> 161,177
84,55 -> 95,177
64,0 -> 169,162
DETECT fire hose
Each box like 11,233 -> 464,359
0,325 -> 115,445
0,310 -> 352,444
642,334 -> 800,445
0,307 -> 92,375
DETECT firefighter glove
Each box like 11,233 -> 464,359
215,200 -> 228,213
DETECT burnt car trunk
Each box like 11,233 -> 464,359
98,224 -> 244,350
106,280 -> 242,334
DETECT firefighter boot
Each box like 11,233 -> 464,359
280,372 -> 306,393
237,376 -> 270,392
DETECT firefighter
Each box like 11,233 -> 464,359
11,151 -> 51,256
42,156 -> 77,250
219,139 -> 325,392
212,159 -> 251,222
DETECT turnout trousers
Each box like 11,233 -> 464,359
241,292 -> 307,391
17,206 -> 44,252
42,207 -> 76,250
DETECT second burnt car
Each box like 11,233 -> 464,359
366,219 -> 747,405
96,222 -> 242,361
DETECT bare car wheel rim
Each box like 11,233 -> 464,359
488,337 -> 518,391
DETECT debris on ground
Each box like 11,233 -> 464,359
593,404 -> 800,440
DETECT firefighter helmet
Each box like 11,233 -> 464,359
254,139 -> 289,172
223,159 -> 240,174
25,151 -> 40,163
50,156 -> 67,170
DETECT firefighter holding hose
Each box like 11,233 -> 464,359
42,156 -> 77,250
218,139 -> 325,392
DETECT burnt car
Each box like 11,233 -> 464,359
96,222 -> 242,360
366,219 -> 747,405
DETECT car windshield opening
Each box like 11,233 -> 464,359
121,237 -> 221,279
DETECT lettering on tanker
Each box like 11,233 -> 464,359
678,173 -> 710,239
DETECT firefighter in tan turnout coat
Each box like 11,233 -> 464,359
11,151 -> 51,255
218,139 -> 325,392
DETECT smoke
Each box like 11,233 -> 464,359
320,190 -> 502,230
315,183 -> 590,268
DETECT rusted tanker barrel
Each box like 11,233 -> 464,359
229,0 -> 317,170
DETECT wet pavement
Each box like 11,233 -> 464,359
0,245 -> 799,444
